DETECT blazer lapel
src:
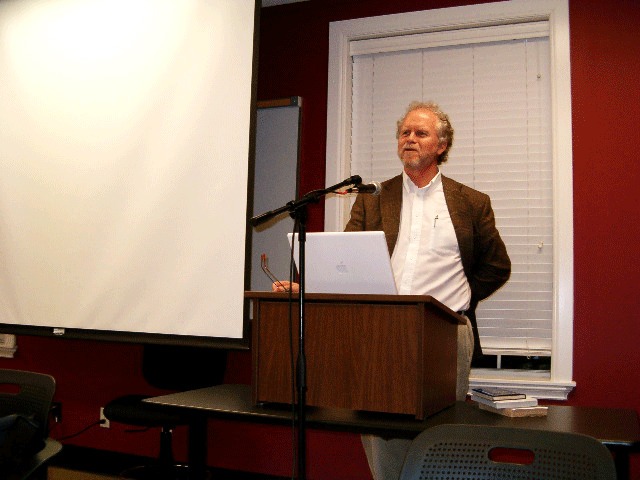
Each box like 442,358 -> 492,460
380,175 -> 403,254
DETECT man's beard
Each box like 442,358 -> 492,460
400,153 -> 429,171
399,152 -> 440,178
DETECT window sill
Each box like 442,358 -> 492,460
470,368 -> 575,400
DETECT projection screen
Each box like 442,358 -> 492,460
0,0 -> 258,346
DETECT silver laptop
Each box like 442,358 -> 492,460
287,231 -> 397,295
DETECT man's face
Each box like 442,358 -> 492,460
397,109 -> 447,172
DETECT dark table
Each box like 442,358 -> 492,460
146,384 -> 640,478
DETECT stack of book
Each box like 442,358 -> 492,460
470,387 -> 548,417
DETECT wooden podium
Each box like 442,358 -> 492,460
247,291 -> 465,420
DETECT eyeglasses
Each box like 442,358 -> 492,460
261,254 -> 289,292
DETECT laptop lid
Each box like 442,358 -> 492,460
286,231 -> 397,295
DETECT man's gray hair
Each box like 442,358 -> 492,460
396,101 -> 454,164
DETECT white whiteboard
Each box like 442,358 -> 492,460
0,0 -> 257,344
250,100 -> 301,292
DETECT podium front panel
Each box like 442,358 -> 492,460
249,292 -> 458,419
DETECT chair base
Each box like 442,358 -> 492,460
119,463 -> 211,480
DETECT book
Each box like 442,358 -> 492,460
477,403 -> 548,417
471,387 -> 527,401
470,394 -> 538,409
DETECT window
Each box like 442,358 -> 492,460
325,0 -> 574,399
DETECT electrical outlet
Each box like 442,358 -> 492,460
99,407 -> 110,428
51,402 -> 62,423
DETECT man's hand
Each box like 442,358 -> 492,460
271,281 -> 299,293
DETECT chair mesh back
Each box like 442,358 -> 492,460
400,424 -> 617,480
0,369 -> 56,440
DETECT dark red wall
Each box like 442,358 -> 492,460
2,1 -> 639,478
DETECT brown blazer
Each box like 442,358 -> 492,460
345,174 -> 511,360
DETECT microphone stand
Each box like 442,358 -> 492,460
249,175 -> 361,480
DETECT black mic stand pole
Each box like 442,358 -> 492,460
248,175 -> 361,480
291,202 -> 308,480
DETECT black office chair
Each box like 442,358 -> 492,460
399,424 -> 617,480
103,344 -> 227,480
0,368 -> 62,480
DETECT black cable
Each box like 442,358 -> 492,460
56,420 -> 106,441
288,219 -> 299,480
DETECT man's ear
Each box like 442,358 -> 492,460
437,142 -> 447,155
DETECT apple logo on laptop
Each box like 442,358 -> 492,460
336,262 -> 348,274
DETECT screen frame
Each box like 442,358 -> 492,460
0,0 -> 262,350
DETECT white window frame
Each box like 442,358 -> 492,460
325,0 -> 574,399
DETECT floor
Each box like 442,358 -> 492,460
49,467 -> 118,480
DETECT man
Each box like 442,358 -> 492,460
345,101 -> 510,367
274,101 -> 510,479
344,101 -> 510,479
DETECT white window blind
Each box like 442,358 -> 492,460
350,24 -> 552,356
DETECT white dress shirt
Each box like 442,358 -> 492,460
391,171 -> 471,312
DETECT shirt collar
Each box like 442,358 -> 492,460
402,169 -> 442,195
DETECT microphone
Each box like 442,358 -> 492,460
346,181 -> 382,195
